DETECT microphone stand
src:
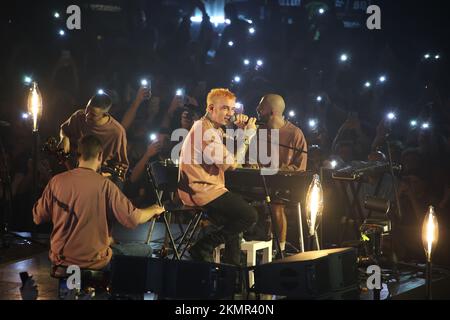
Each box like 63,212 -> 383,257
260,174 -> 284,259
385,133 -> 401,279
259,141 -> 309,259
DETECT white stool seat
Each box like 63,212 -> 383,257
214,240 -> 272,288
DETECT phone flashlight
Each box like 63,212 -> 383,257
141,79 -> 149,88
24,76 -> 33,85
386,112 -> 396,121
149,133 -> 157,142
330,160 -> 337,169
309,119 -> 318,128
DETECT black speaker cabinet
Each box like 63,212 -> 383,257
254,248 -> 358,299
111,256 -> 238,299
319,248 -> 358,291
149,259 -> 239,299
111,255 -> 155,294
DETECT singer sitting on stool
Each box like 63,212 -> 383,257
178,88 -> 258,265
255,94 -> 308,253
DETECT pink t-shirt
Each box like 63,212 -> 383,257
61,110 -> 129,170
178,117 -> 235,207
33,168 -> 142,270
260,121 -> 308,171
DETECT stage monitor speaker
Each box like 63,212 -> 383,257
110,255 -> 156,294
111,256 -> 239,299
320,248 -> 358,290
149,259 -> 239,300
254,248 -> 358,299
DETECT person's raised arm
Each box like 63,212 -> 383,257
130,142 -> 162,183
121,87 -> 151,131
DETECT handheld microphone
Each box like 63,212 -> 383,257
229,115 -> 265,126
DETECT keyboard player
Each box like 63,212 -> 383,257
178,88 -> 258,265
254,94 -> 308,253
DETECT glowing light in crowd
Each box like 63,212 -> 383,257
210,16 -> 225,25
190,16 -> 202,23
309,119 -> 318,128
340,54 -> 349,62
233,76 -> 241,83
364,81 -> 371,88
97,89 -> 105,95
422,122 -> 430,129
22,113 -> 29,120
53,12 -> 60,19
387,112 -> 396,120
249,27 -> 255,34
288,110 -> 296,117
235,102 -> 244,112
331,160 -> 337,169
24,76 -> 33,85
379,75 -> 387,83
228,41 -> 234,47
243,59 -> 250,66
410,120 -> 418,127
58,29 -> 65,36
318,8 -> 325,14
256,59 -> 263,66
316,96 -> 323,102
190,16 -> 229,25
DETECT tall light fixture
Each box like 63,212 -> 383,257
422,205 -> 439,300
27,82 -> 43,132
305,174 -> 323,250
27,82 -> 43,203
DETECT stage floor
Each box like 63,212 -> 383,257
1,243 -> 449,300
0,252 -> 58,300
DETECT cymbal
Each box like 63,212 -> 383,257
0,120 -> 10,127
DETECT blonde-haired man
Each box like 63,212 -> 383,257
178,88 -> 258,265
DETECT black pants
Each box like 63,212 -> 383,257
197,192 -> 258,265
